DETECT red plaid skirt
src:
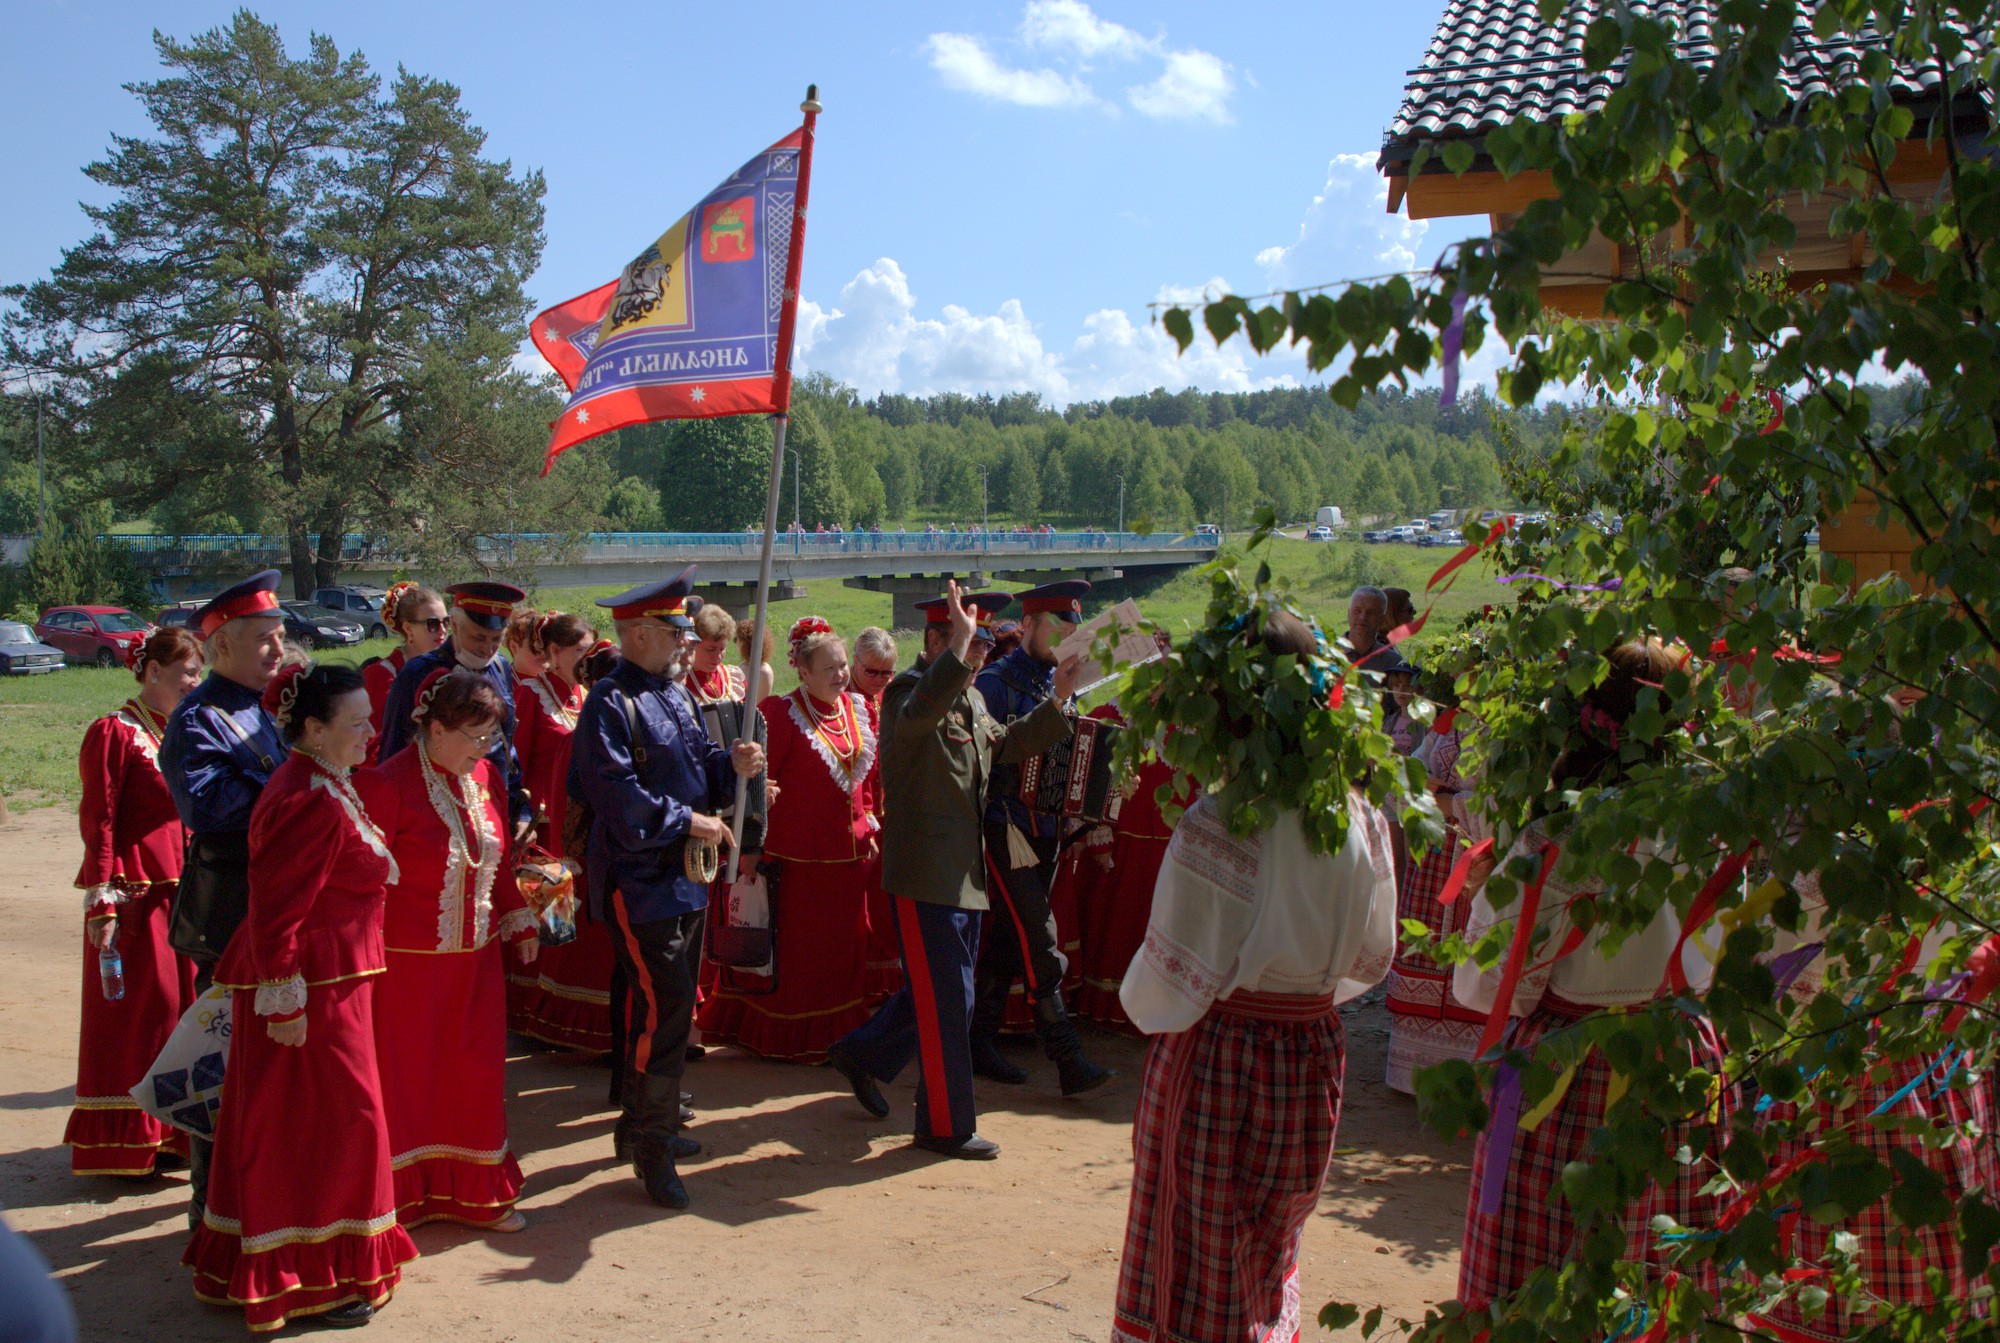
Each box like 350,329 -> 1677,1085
1457,1000 -> 1731,1310
1113,991 -> 1342,1343
1385,830 -> 1483,1092
1748,1056 -> 1999,1342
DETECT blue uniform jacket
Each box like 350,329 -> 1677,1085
376,640 -> 530,827
975,647 -> 1065,838
159,673 -> 288,836
567,657 -> 738,924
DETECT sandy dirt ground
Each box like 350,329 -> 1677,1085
0,803 -> 1470,1341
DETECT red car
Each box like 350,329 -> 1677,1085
35,605 -> 153,668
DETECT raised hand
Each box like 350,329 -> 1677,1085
945,578 -> 977,659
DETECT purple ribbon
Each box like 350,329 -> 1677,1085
1478,1061 -> 1523,1216
1440,287 -> 1469,408
1765,943 -> 1823,1000
1498,573 -> 1626,592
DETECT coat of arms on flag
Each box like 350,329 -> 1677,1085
532,128 -> 808,470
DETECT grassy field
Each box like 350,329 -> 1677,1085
0,536 -> 1486,810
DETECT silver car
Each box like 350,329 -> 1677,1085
0,621 -> 66,674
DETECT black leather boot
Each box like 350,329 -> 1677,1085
1033,990 -> 1116,1097
969,974 -> 1029,1084
634,1139 -> 690,1210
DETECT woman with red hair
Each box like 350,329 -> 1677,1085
695,616 -> 878,1062
184,661 -> 417,1331
363,584 -> 444,764
66,626 -> 204,1177
358,669 -> 538,1232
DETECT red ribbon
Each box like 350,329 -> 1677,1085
1882,916 -> 1940,992
1474,841 -> 1560,1059
1433,707 -> 1458,734
1716,1148 -> 1824,1233
1942,933 -> 2000,1032
1437,837 -> 1495,906
1385,516 -> 1514,649
1630,1272 -> 1683,1343
1661,848 -> 1757,995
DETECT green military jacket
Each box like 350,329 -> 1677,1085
877,648 -> 1072,910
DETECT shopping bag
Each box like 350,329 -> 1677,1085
130,985 -> 232,1138
706,865 -> 777,978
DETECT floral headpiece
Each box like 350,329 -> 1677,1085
788,616 -> 834,666
411,666 -> 454,727
262,661 -> 311,732
381,581 -> 418,629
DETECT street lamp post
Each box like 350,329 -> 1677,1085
978,465 -> 989,554
35,391 -> 46,536
1115,474 -> 1124,552
792,452 -> 801,555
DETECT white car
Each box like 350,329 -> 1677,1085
1307,526 -> 1333,541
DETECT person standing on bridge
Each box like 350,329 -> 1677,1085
377,581 -> 533,843
825,584 -> 1074,1160
969,581 -> 1116,1098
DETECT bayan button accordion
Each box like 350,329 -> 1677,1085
1017,716 -> 1125,825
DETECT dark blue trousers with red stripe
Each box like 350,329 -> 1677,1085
832,895 -> 981,1141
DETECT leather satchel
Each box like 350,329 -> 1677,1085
168,832 -> 252,969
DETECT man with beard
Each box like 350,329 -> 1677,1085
158,569 -> 290,1228
569,569 -> 764,1208
378,580 -> 532,840
969,580 -> 1116,1097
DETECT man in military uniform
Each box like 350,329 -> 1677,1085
568,569 -> 765,1208
158,570 -> 289,1229
378,580 -> 533,839
825,583 -> 1076,1159
971,580 -> 1116,1096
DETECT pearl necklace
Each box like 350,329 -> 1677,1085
416,738 -> 501,947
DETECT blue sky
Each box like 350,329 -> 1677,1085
5,1 -> 1481,404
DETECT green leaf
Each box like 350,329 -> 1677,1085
1317,1301 -> 1361,1332
1890,1148 -> 1954,1229
1204,301 -> 1242,347
1440,140 -> 1476,176
1163,307 -> 1194,353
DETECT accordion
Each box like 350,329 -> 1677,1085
1017,716 -> 1125,825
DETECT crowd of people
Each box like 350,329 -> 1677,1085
51,562 -> 1988,1341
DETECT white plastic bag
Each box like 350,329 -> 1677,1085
130,984 -> 231,1137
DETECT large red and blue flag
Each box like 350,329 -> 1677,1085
533,122 -> 814,473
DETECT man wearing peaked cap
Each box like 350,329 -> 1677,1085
971,580 -> 1116,1097
158,569 -> 291,1228
568,566 -> 766,1208
825,582 -> 1079,1161
377,580 -> 532,838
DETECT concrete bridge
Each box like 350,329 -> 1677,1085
111,530 -> 1219,626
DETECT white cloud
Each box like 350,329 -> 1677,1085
925,4 -> 1233,123
1127,50 -> 1235,125
922,33 -> 1100,109
1257,152 -> 1433,291
1021,0 -> 1153,61
793,258 -> 1299,405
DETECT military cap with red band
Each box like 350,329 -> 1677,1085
194,569 -> 284,637
1014,579 -> 1091,618
446,580 -> 526,631
595,565 -> 698,628
913,591 -> 1012,642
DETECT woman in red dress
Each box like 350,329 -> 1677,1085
184,663 -> 418,1332
508,613 -> 612,1050
357,670 -> 538,1232
849,626 -> 902,1005
696,617 -> 877,1062
67,626 -> 204,1177
362,584 -> 444,765
1068,707 -> 1187,1034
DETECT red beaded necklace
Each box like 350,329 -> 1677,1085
795,687 -> 859,762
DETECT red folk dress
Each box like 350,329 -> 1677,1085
66,699 -> 198,1176
695,689 -> 878,1062
1071,712 -> 1185,1034
361,649 -> 406,767
857,690 -> 901,1004
357,746 -> 535,1229
184,752 -> 418,1332
507,671 -> 613,1049
1383,728 -> 1482,1093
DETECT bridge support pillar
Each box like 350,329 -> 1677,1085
843,573 -> 989,631
693,580 -> 805,619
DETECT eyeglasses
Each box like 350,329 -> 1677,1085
455,726 -> 498,751
856,665 -> 895,679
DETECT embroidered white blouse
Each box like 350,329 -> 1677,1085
1119,793 -> 1399,1035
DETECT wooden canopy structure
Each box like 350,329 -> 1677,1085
1376,0 -> 1992,586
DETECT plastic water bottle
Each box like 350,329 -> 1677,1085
98,943 -> 125,1002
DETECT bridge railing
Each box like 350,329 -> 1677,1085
106,529 -> 1211,562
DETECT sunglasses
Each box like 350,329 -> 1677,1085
856,665 -> 895,678
418,617 -> 447,633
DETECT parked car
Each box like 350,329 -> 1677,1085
280,601 -> 365,649
156,602 -> 202,631
1306,525 -> 1334,541
311,585 -> 390,639
0,622 -> 66,675
1362,528 -> 1391,543
35,605 -> 152,668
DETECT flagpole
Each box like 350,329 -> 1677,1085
727,84 -> 820,884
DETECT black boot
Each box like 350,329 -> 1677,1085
970,975 -> 1029,1084
634,1140 -> 690,1210
1033,990 -> 1116,1097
